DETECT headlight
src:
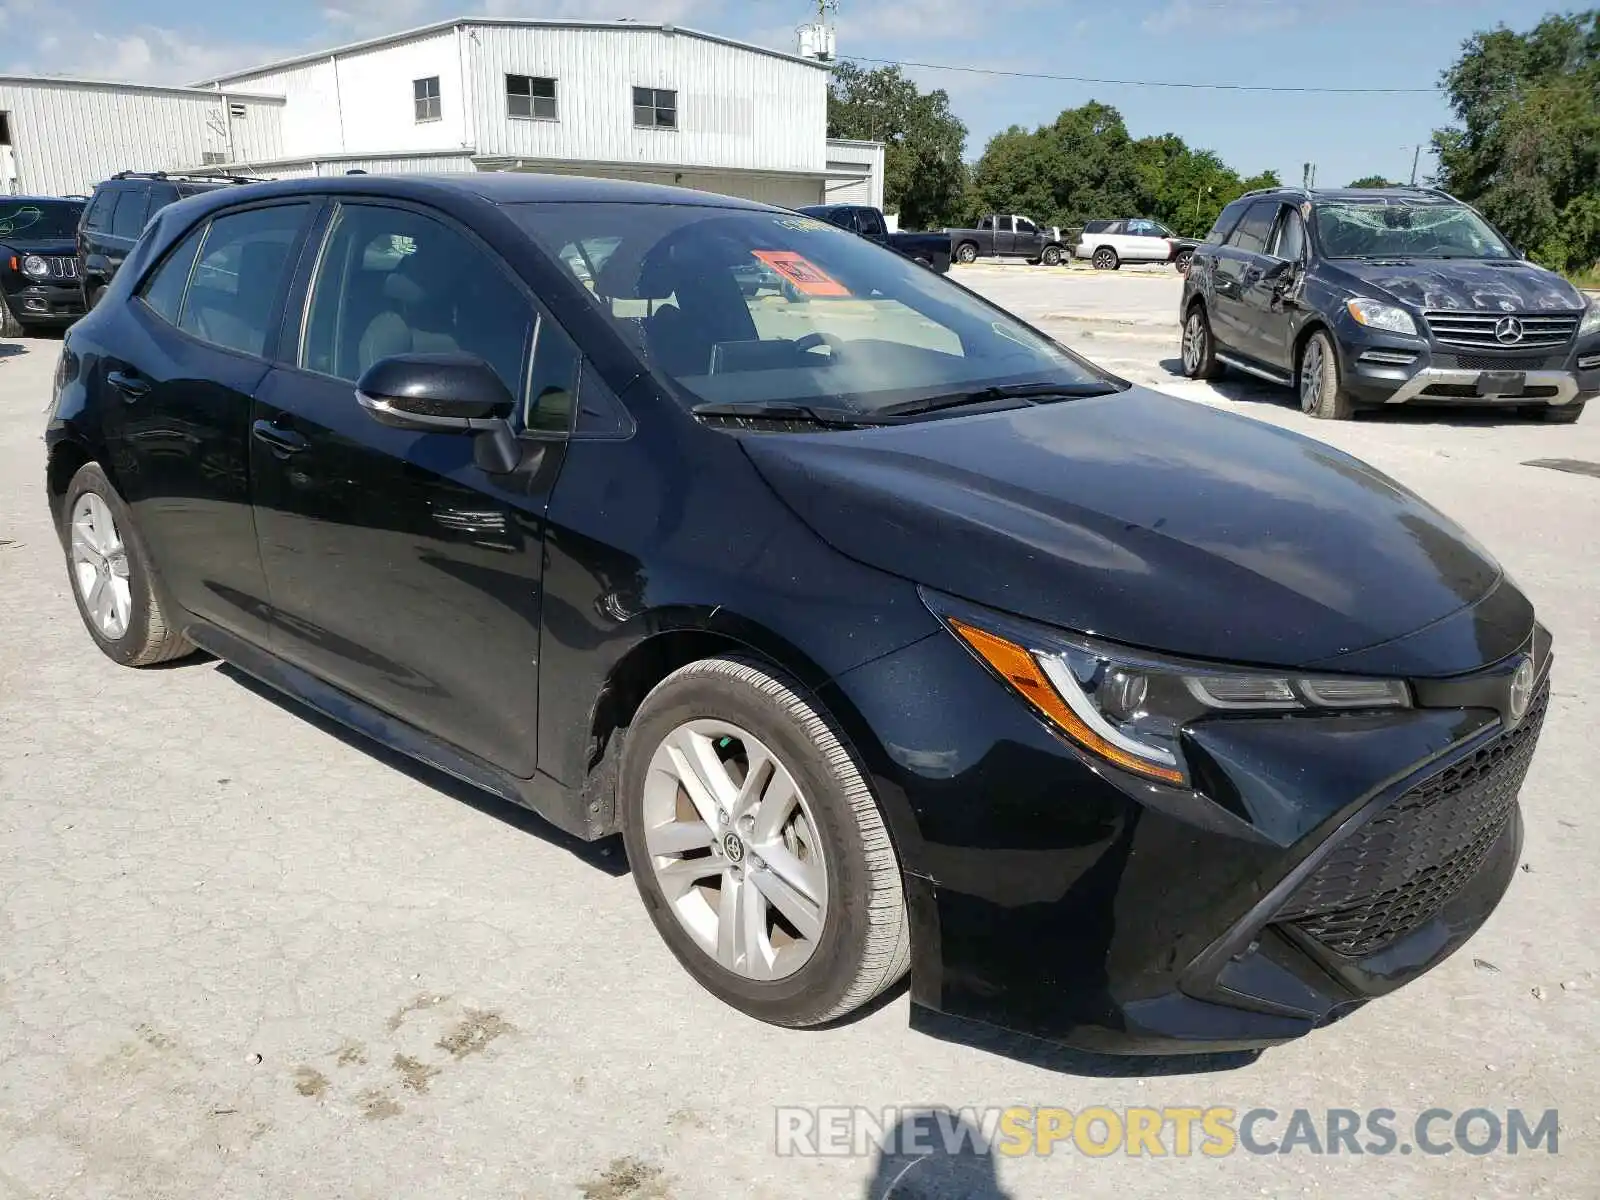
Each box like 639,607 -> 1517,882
1580,300 -> 1600,337
926,592 -> 1410,787
21,254 -> 49,278
1345,297 -> 1417,336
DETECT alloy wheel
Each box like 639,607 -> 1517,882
1093,249 -> 1114,270
1300,339 -> 1324,413
642,720 -> 829,982
1183,312 -> 1205,374
70,492 -> 132,640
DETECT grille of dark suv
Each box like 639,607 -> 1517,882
1277,686 -> 1547,958
1424,310 -> 1579,349
1440,353 -> 1557,372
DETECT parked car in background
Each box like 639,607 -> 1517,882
1076,218 -> 1197,272
77,172 -> 255,309
0,196 -> 86,336
797,204 -> 950,273
48,173 -> 1553,1056
946,214 -> 1066,265
1180,186 -> 1598,421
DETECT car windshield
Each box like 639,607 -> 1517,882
0,200 -> 83,240
509,202 -> 1105,414
1313,199 -> 1514,260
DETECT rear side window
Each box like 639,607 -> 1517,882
857,209 -> 886,237
149,184 -> 181,214
299,203 -> 532,396
178,204 -> 312,357
1205,201 -> 1250,245
139,226 -> 206,324
1082,220 -> 1111,234
84,188 -> 118,232
109,187 -> 151,240
1226,202 -> 1280,254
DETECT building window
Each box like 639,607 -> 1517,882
632,87 -> 677,130
414,76 -> 441,123
507,74 -> 558,121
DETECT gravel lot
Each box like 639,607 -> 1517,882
2,267 -> 1598,1199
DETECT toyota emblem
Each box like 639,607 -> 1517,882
1494,316 -> 1525,345
1507,656 -> 1535,726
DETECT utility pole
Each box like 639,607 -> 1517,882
1408,144 -> 1422,186
1302,162 -> 1317,189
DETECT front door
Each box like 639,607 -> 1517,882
102,200 -> 317,644
1209,200 -> 1281,354
249,199 -> 579,778
1239,204 -> 1307,370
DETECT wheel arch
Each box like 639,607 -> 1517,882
45,435 -> 103,534
1292,317 -> 1334,376
581,609 -> 880,838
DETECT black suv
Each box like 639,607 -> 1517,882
1180,186 -> 1599,421
47,174 -> 1551,1055
0,196 -> 86,336
77,173 -> 249,309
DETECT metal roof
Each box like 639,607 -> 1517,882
193,16 -> 830,86
0,73 -> 284,101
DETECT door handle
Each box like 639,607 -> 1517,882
107,370 -> 150,400
251,419 -> 309,456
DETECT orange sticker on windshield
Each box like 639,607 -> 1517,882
751,250 -> 850,297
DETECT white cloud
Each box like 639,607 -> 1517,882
479,0 -> 721,20
320,0 -> 435,37
5,26 -> 281,84
1142,0 -> 1305,34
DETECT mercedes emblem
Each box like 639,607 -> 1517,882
1494,316 -> 1525,345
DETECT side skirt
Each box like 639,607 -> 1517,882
185,620 -> 598,840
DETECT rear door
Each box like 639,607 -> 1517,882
1210,200 -> 1281,352
250,198 -> 575,778
103,183 -> 152,282
993,215 -> 1015,256
102,199 -> 317,646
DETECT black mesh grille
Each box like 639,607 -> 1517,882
1278,687 -> 1547,958
1440,353 -> 1557,372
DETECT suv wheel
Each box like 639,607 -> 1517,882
955,242 -> 979,264
1299,330 -> 1354,420
1174,249 -> 1194,274
620,657 -> 909,1027
1042,245 -> 1063,266
60,463 -> 195,667
1092,247 -> 1119,271
1181,306 -> 1222,380
0,295 -> 24,338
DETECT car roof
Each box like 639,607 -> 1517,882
166,172 -> 785,215
2,195 -> 82,205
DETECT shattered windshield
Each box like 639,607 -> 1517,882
0,201 -> 83,241
1313,200 -> 1514,260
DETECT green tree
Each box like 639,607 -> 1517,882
1348,175 -> 1396,188
967,102 -> 1277,238
1434,11 -> 1600,273
827,63 -> 968,229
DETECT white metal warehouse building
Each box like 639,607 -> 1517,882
0,18 -> 883,212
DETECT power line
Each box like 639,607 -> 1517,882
841,55 -> 1440,94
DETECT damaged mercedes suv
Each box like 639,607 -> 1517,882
47,175 -> 1550,1055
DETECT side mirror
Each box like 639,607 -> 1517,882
355,352 -> 515,433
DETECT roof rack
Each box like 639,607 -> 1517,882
1239,184 -> 1310,200
109,169 -> 271,186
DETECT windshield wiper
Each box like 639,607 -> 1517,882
873,381 -> 1120,418
691,400 -> 874,427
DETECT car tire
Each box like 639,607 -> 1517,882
1092,247 -> 1119,271
60,462 -> 195,667
1299,330 -> 1354,420
1534,402 -> 1586,424
1181,305 -> 1223,381
620,656 -> 909,1028
955,242 -> 979,264
1174,249 -> 1194,275
0,294 -> 25,338
1042,245 -> 1063,266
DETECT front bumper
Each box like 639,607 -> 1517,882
1336,318 -> 1599,409
825,621 -> 1550,1054
5,282 -> 85,325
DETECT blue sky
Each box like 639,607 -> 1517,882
0,0 -> 1559,188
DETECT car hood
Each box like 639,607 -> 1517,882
1334,258 -> 1585,313
740,388 -> 1521,674
0,237 -> 76,256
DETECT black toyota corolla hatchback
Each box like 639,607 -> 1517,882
45,174 -> 1551,1054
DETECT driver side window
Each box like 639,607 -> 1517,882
1270,207 -> 1306,262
